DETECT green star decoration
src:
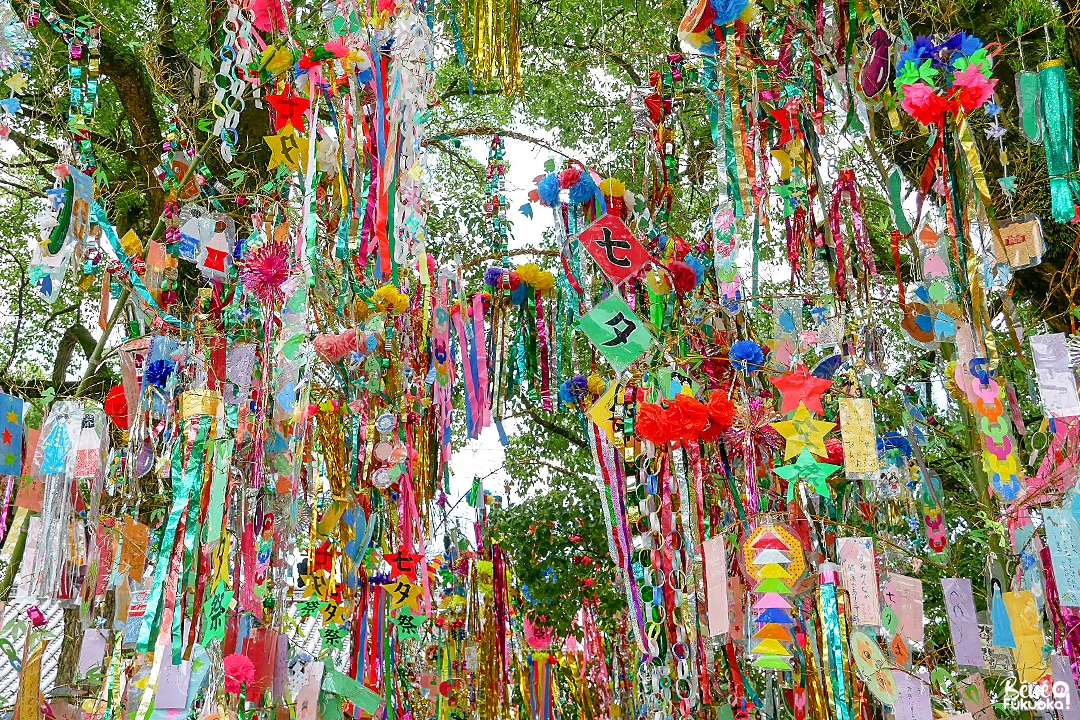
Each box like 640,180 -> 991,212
390,605 -> 427,639
774,447 -> 842,501
297,596 -> 325,618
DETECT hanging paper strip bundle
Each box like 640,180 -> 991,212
5,0 -> 1080,715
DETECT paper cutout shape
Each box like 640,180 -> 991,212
577,294 -> 655,371
577,214 -> 652,285
771,403 -> 835,460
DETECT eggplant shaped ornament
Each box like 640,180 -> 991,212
861,28 -> 892,98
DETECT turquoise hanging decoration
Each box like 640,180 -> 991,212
1016,70 -> 1043,145
39,417 -> 72,474
1039,60 -> 1080,223
990,586 -> 1016,648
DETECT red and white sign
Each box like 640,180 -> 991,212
578,214 -> 652,285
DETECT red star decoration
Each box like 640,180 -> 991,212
1,428 -> 10,445
265,84 -> 311,133
770,363 -> 833,415
385,547 -> 425,583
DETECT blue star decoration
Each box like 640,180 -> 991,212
773,446 -> 842,501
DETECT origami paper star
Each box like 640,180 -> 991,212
770,403 -> 835,460
390,605 -> 427,639
265,83 -> 311,132
385,546 -> 425,582
774,447 -> 841,500
770,363 -> 833,415
264,124 -> 309,172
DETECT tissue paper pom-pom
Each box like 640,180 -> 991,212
558,380 -> 576,404
373,284 -> 410,314
824,437 -> 844,466
900,81 -> 957,126
635,402 -> 670,445
537,173 -> 561,207
701,391 -> 735,440
314,328 -> 359,363
260,44 -> 296,75
484,266 -> 506,287
559,375 -> 589,404
600,177 -> 626,198
646,268 -> 671,295
666,393 -> 709,443
533,271 -> 556,293
510,284 -> 528,305
729,340 -> 764,374
684,255 -> 705,286
558,166 -> 583,189
587,375 -> 606,395
568,172 -> 598,204
709,0 -> 748,25
668,260 -> 698,295
507,270 -> 522,290
145,359 -> 175,390
224,654 -> 256,694
517,263 -> 543,286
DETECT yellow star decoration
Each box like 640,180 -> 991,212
770,402 -> 835,460
264,123 -> 309,172
5,410 -> 16,423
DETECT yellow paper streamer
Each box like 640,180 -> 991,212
1002,591 -> 1047,683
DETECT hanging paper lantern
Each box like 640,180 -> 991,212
104,384 -> 129,431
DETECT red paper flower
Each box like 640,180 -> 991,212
104,384 -> 128,431
668,260 -> 698,295
666,393 -> 709,444
952,64 -> 997,112
223,653 -> 255,694
824,437 -> 845,466
701,391 -> 735,440
900,82 -> 957,126
635,402 -> 670,445
313,328 -> 359,363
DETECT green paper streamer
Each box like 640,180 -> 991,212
137,414 -> 212,654
1039,60 -> 1080,223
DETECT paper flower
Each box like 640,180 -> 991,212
250,0 -> 286,32
730,340 -> 765,374
537,173 -> 560,207
952,64 -> 997,112
223,653 -> 255,694
144,359 -> 175,391
668,260 -> 698,295
314,329 -> 359,364
900,82 -> 957,126
635,402 -> 671,445
666,393 -> 709,444
373,284 -> 410,314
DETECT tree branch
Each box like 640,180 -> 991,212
426,126 -> 573,159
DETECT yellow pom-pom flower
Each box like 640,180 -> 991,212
600,177 -> 626,198
373,284 -> 410,314
260,44 -> 296,75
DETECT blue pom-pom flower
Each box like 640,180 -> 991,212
729,340 -> 764,374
